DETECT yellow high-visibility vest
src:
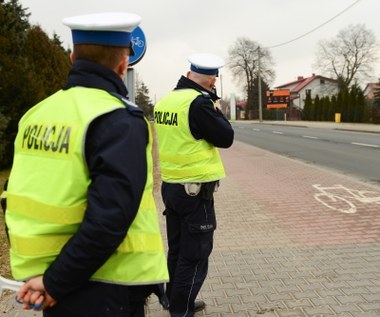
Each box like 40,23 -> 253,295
154,89 -> 225,183
6,87 -> 168,284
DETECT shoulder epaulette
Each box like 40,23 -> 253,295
108,92 -> 144,115
198,90 -> 211,99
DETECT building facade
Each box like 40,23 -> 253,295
275,74 -> 338,109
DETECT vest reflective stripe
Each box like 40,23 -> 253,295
6,87 -> 168,283
6,190 -> 154,225
158,148 -> 216,165
92,252 -> 168,284
9,234 -> 73,257
117,232 -> 164,252
160,161 -> 222,178
154,89 -> 225,183
7,193 -> 86,224
10,232 -> 164,257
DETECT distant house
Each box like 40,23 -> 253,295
275,74 -> 338,109
363,82 -> 379,102
365,83 -> 380,123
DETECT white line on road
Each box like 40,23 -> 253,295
272,131 -> 283,134
351,142 -> 379,148
252,128 -> 261,131
302,135 -> 319,139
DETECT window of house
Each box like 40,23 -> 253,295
320,79 -> 325,84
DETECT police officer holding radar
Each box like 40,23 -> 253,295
154,53 -> 234,316
5,12 -> 168,317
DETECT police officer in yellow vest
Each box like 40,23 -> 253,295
5,12 -> 168,317
154,53 -> 234,316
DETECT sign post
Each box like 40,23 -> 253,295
125,26 -> 147,102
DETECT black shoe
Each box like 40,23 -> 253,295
194,300 -> 206,312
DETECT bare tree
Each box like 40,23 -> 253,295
314,24 -> 378,91
228,37 -> 275,119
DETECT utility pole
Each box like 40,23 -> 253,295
125,68 -> 136,103
258,46 -> 263,122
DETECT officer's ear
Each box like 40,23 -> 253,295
70,52 -> 75,64
209,77 -> 217,90
118,54 -> 129,80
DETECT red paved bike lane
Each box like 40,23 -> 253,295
218,140 -> 380,247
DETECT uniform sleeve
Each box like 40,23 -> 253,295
43,108 -> 148,300
189,96 -> 234,148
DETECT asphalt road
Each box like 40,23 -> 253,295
231,122 -> 380,185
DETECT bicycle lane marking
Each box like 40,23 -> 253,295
312,184 -> 380,214
219,141 -> 380,246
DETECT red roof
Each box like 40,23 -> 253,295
276,74 -> 337,93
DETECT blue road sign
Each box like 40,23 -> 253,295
129,26 -> 146,66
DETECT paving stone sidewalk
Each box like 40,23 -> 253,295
1,124 -> 380,316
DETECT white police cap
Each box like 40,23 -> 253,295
188,53 -> 225,76
63,12 -> 141,52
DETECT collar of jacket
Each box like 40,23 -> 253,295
63,59 -> 128,97
175,76 -> 219,102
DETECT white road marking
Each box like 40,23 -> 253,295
272,131 -> 283,134
351,142 -> 379,148
302,135 -> 319,139
253,128 -> 260,131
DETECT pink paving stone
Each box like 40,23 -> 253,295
217,141 -> 380,247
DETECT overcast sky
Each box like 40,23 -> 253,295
19,0 -> 380,101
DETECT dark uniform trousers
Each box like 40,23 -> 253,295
43,282 -> 155,317
162,182 -> 216,317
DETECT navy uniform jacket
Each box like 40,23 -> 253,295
43,60 -> 148,300
175,76 -> 234,149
